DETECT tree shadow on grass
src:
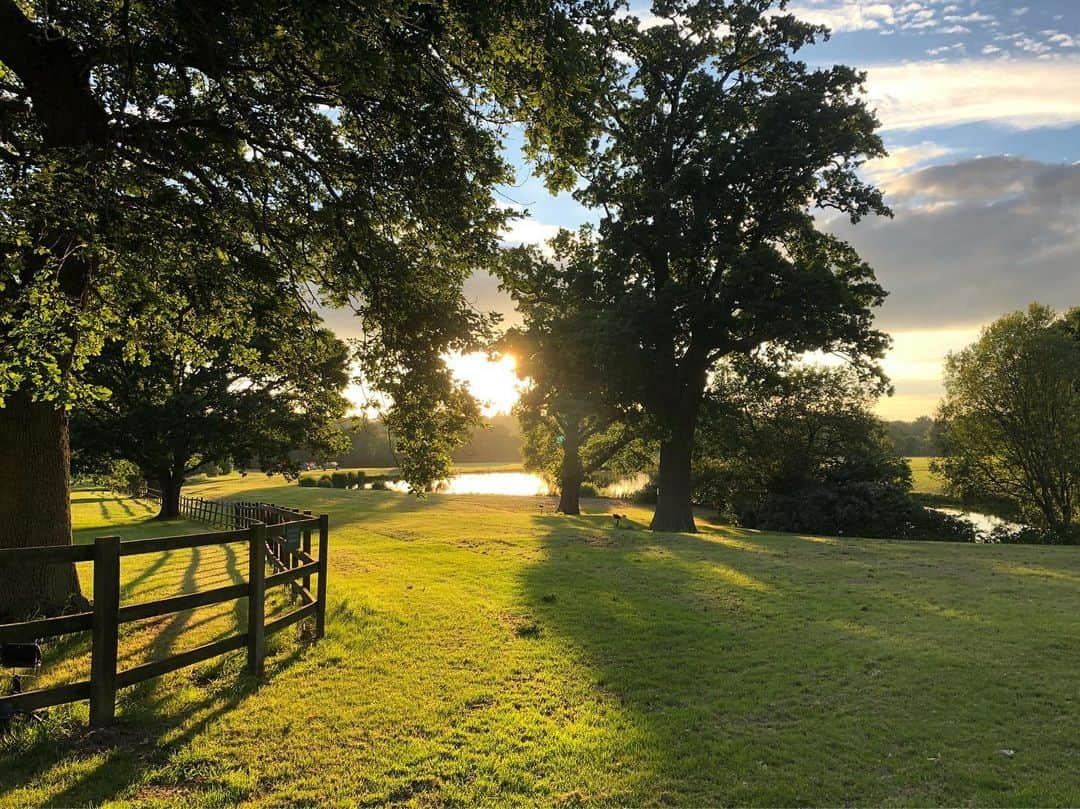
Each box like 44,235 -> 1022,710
520,513 -> 1080,805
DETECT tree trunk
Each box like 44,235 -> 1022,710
556,431 -> 584,515
157,472 -> 184,520
650,425 -> 699,533
0,390 -> 83,619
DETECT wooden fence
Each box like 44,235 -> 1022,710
0,504 -> 328,727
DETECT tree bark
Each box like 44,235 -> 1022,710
156,471 -> 184,519
556,430 -> 584,515
650,424 -> 699,533
0,390 -> 83,619
650,383 -> 704,533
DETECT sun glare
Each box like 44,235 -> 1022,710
446,352 -> 524,416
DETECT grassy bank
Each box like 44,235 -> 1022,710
3,478 -> 1079,806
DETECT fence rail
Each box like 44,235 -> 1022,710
139,488 -> 310,531
0,503 -> 328,727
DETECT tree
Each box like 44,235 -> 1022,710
558,0 -> 890,531
0,0 -> 607,615
70,280 -> 350,521
695,359 -> 973,541
499,230 -> 647,514
935,304 -> 1080,538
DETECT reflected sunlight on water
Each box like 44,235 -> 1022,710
386,472 -> 550,496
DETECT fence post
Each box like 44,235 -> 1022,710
315,514 -> 329,639
302,511 -> 313,594
90,536 -> 121,727
247,522 -> 266,676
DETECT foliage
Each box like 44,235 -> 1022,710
533,0 -> 891,530
885,417 -> 939,457
298,477 -> 317,488
935,304 -> 1080,533
696,360 -> 972,541
70,281 -> 350,513
331,472 -> 351,490
499,230 -> 651,511
316,475 -> 333,489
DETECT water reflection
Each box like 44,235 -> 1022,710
383,470 -> 649,498
386,472 -> 550,496
931,507 -> 1022,537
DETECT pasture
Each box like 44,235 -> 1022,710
3,476 -> 1079,806
907,457 -> 947,495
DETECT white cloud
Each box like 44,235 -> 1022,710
862,141 -> 954,185
787,1 -> 896,32
864,57 -> 1080,130
499,218 -> 562,247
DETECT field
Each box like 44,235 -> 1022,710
3,476 -> 1080,806
907,456 -> 947,495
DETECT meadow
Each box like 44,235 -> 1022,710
907,457 -> 947,495
2,474 -> 1079,806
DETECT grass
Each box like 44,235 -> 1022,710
907,456 -> 947,495
3,478 -> 1080,806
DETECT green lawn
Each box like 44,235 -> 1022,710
907,456 -> 947,495
3,478 -> 1080,806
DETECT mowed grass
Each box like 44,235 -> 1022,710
3,478 -> 1080,806
907,456 -> 947,495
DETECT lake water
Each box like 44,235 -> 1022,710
931,507 -> 1022,538
386,472 -> 550,496
383,471 -> 652,498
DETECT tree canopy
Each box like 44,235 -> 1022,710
523,0 -> 891,531
70,275 -> 350,519
695,358 -> 973,541
0,0 -> 612,616
499,228 -> 648,513
935,304 -> 1080,540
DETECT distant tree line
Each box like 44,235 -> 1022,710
295,414 -> 523,470
884,417 -> 939,457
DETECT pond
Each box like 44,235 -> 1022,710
383,471 -> 651,498
386,472 -> 550,496
931,507 -> 1023,538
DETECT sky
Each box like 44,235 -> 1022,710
361,0 -> 1080,421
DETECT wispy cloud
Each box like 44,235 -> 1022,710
865,57 -> 1080,130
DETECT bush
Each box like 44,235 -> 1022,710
316,475 -> 333,488
370,479 -> 388,490
991,524 -> 1080,545
346,470 -> 366,489
743,482 -> 976,542
298,476 -> 316,488
630,478 -> 658,504
579,482 -> 599,498
331,471 -> 349,489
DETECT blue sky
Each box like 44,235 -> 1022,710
470,0 -> 1080,420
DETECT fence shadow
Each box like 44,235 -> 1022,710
0,643 -> 308,807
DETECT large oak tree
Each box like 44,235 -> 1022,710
0,0 -> 607,616
568,0 -> 891,530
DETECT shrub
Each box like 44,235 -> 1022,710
298,476 -> 317,488
579,482 -> 599,498
331,471 -> 349,489
370,479 -> 388,491
991,524 -> 1080,545
743,482 -> 976,542
316,475 -> 333,488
